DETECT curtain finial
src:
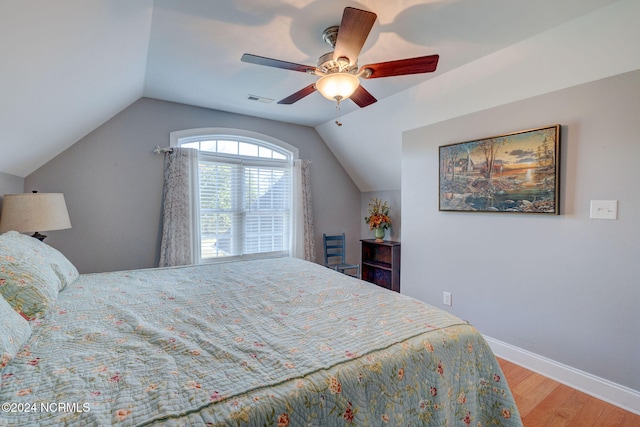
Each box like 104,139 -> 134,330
153,146 -> 174,155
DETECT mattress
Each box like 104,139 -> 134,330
0,257 -> 522,426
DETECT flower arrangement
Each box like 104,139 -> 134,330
364,198 -> 391,231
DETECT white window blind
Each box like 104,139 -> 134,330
198,158 -> 291,259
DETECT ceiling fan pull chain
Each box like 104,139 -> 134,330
335,96 -> 343,126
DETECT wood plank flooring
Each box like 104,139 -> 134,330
497,358 -> 640,426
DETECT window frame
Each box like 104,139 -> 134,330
169,128 -> 298,263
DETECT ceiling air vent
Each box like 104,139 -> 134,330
247,94 -> 273,104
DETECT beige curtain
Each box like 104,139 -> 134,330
292,159 -> 316,262
159,147 -> 198,267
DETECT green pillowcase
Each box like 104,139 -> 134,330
0,231 -> 78,318
0,295 -> 32,371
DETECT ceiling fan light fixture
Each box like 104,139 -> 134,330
316,72 -> 359,101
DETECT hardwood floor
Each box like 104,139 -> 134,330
497,358 -> 640,426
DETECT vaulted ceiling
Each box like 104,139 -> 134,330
1,0 -> 637,191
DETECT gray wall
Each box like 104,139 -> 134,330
26,98 -> 361,273
402,70 -> 640,392
0,172 -> 25,214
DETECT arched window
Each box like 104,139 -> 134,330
170,128 -> 298,263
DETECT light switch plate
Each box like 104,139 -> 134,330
590,200 -> 617,220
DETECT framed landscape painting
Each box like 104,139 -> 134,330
439,125 -> 561,214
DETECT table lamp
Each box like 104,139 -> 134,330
0,191 -> 71,241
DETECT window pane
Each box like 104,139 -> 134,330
243,165 -> 289,255
258,146 -> 272,158
183,142 -> 199,150
239,142 -> 258,157
217,140 -> 238,155
244,212 -> 287,254
199,162 -> 234,211
199,162 -> 240,259
273,151 -> 286,160
200,213 -> 235,258
200,140 -> 216,153
244,167 -> 287,208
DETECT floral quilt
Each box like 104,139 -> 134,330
0,257 -> 522,426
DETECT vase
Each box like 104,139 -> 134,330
374,227 -> 385,242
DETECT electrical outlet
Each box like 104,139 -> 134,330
443,291 -> 452,306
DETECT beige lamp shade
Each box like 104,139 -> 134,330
0,192 -> 71,234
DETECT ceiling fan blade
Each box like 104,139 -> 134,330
350,85 -> 377,108
241,53 -> 315,73
278,84 -> 317,105
361,54 -> 440,79
333,7 -> 377,65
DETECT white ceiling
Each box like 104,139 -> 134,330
1,0 -> 637,191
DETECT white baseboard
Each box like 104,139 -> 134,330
484,335 -> 640,415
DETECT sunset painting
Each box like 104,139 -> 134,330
439,125 -> 561,214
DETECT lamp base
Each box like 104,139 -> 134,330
31,232 -> 47,241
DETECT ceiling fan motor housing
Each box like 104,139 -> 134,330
316,52 -> 357,75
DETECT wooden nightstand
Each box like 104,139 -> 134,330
360,239 -> 401,292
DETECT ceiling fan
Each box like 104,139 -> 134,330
241,7 -> 439,125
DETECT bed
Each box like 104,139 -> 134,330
0,231 -> 522,426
